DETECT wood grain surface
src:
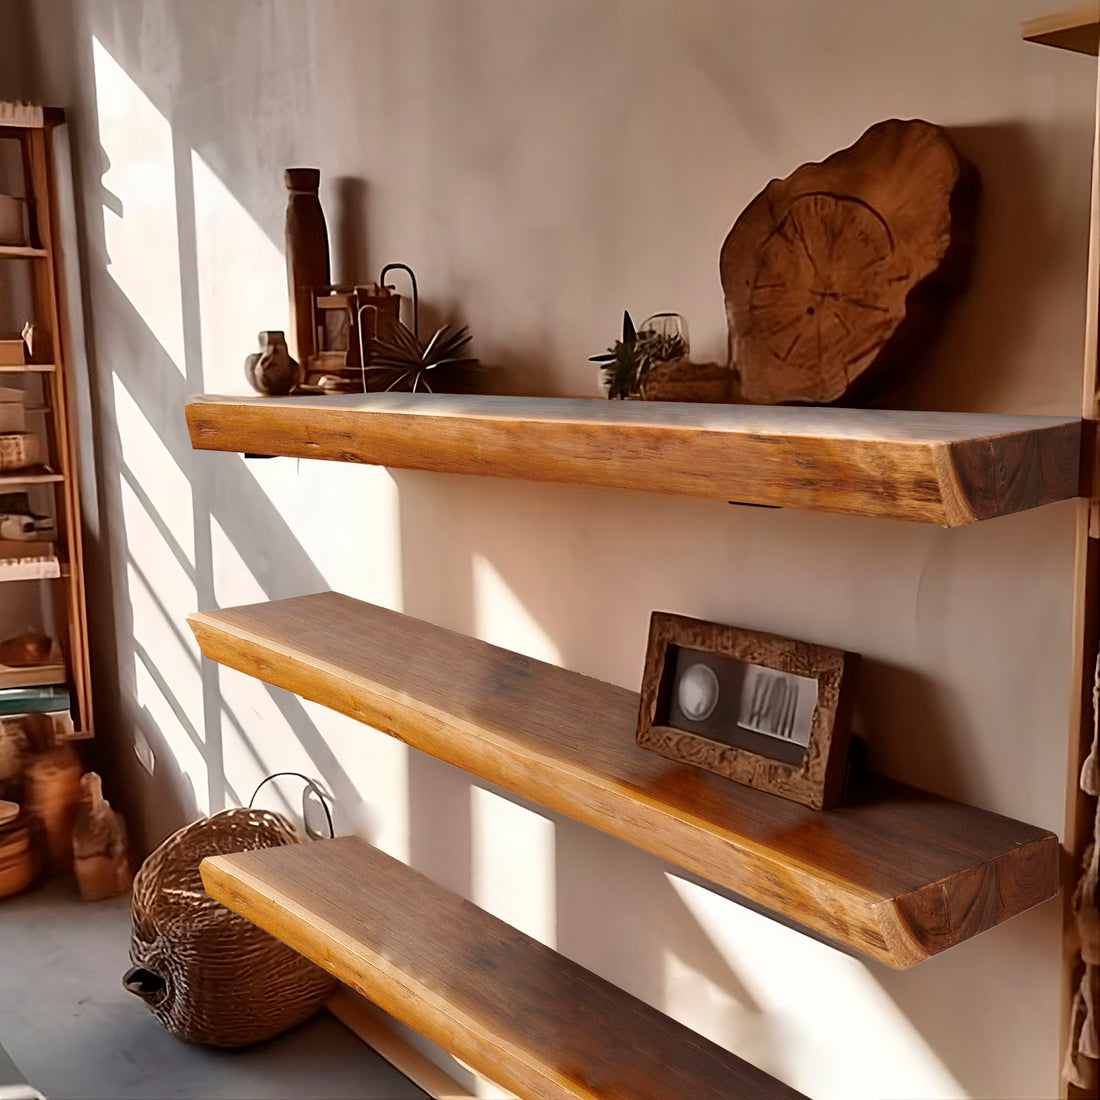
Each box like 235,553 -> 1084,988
188,592 -> 1060,969
720,119 -> 977,405
185,393 -> 1082,526
201,836 -> 808,1100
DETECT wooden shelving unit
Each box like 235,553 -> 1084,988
184,393 -> 1083,526
1023,5 -> 1099,54
0,107 -> 93,736
201,835 -> 808,1100
189,591 -> 1059,970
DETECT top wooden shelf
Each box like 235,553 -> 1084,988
185,393 -> 1082,527
189,592 -> 1059,969
1022,5 -> 1099,53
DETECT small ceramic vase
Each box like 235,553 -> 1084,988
244,330 -> 301,396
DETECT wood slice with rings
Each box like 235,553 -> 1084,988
720,119 -> 978,405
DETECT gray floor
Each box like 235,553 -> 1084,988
0,879 -> 427,1100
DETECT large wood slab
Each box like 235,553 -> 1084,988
202,836 -> 806,1100
184,393 -> 1082,526
189,592 -> 1060,969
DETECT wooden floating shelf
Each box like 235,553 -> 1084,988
202,836 -> 807,1100
0,245 -> 46,259
189,592 -> 1060,969
1022,5 -> 1099,53
185,393 -> 1082,527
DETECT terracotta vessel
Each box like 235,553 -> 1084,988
244,331 -> 301,396
24,743 -> 82,873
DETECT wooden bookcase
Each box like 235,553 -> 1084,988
0,104 -> 92,737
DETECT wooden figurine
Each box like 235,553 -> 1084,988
720,118 -> 978,405
72,772 -> 131,901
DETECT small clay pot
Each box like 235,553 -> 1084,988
245,331 -> 302,396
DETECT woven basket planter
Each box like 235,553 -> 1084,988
124,807 -> 336,1047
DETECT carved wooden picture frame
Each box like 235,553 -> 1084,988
636,611 -> 859,810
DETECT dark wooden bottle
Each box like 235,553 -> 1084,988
284,168 -> 331,365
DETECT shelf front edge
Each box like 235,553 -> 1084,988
184,394 -> 1083,526
188,593 -> 1060,968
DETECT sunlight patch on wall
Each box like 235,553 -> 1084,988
191,149 -> 287,393
217,676 -> 305,814
472,554 -> 561,665
300,698 -> 411,863
120,498 -> 199,675
112,372 -> 194,562
472,787 -> 556,948
210,513 -> 269,606
665,874 -> 965,1100
92,37 -> 186,374
235,456 -> 405,607
133,651 -> 207,817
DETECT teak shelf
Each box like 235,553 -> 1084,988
1022,5 -> 1100,54
188,592 -> 1060,970
184,393 -> 1083,527
201,836 -> 807,1100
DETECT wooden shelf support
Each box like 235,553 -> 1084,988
189,592 -> 1060,969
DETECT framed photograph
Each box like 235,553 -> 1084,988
636,611 -> 859,810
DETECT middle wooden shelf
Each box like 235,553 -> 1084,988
188,591 -> 1058,970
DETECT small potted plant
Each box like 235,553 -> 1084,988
590,311 -> 730,402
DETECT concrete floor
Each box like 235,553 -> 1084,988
0,879 -> 427,1100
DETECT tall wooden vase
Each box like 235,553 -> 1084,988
285,168 -> 331,365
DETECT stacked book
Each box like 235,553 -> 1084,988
0,635 -> 72,739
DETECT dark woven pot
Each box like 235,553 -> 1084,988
124,808 -> 335,1047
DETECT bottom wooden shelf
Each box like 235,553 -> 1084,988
201,836 -> 806,1100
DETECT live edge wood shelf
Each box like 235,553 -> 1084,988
189,592 -> 1059,970
201,836 -> 807,1100
184,393 -> 1083,527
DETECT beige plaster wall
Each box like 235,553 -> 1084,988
15,1 -> 1096,1096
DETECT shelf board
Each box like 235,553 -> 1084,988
1022,5 -> 1099,53
185,393 -> 1082,526
189,592 -> 1060,969
201,836 -> 807,1100
0,468 -> 63,487
0,245 -> 46,259
0,647 -> 65,690
0,364 -> 55,374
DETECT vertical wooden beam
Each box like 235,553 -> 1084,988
1062,42 -> 1100,1100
